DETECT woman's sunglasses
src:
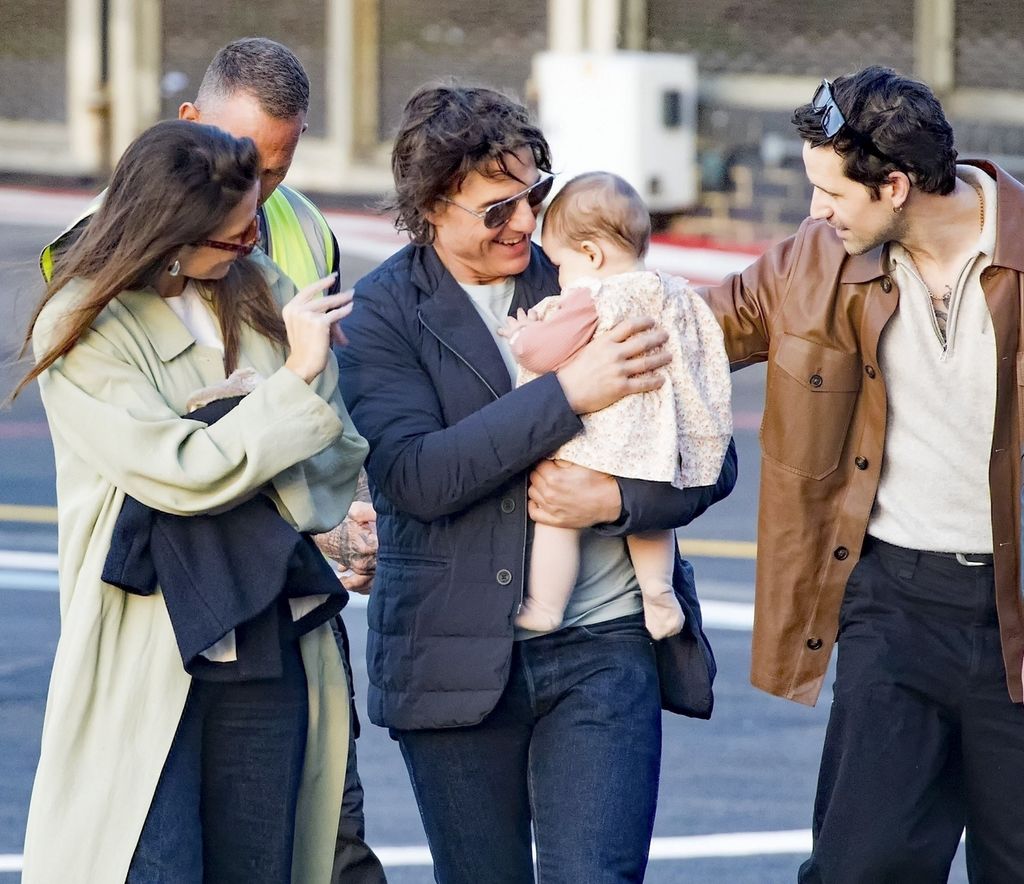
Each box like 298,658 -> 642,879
442,173 -> 555,229
193,215 -> 261,255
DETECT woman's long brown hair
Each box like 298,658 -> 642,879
10,119 -> 287,401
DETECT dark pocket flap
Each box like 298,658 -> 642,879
774,333 -> 862,392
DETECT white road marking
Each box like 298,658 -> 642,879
0,551 -> 754,629
699,598 -> 755,630
0,551 -> 59,570
648,830 -> 811,860
0,570 -> 58,592
0,830 -> 813,872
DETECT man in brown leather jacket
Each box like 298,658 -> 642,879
703,65 -> 1024,882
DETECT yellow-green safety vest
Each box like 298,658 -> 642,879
39,195 -> 103,282
40,184 -> 337,289
260,185 -> 337,288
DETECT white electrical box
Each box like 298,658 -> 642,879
534,51 -> 699,212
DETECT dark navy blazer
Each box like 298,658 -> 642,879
337,242 -> 737,729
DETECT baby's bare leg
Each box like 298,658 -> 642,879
627,530 -> 684,640
515,524 -> 582,632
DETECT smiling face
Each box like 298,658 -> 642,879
803,141 -> 903,255
181,92 -> 305,205
428,149 -> 542,285
176,179 -> 261,281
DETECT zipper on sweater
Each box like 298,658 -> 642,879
900,254 -> 975,357
418,312 -> 527,611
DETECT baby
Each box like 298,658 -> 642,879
187,368 -> 375,591
503,172 -> 732,639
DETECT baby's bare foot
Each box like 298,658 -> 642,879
515,598 -> 564,633
643,589 -> 685,640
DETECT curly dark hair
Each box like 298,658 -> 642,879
385,84 -> 552,244
792,65 -> 957,198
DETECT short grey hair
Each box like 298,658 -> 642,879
196,37 -> 309,119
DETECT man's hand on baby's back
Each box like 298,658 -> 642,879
556,316 -> 668,414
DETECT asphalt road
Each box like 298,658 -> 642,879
0,220 -> 968,882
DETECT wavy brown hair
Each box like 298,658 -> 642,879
11,119 -> 287,401
385,83 -> 552,244
792,65 -> 956,198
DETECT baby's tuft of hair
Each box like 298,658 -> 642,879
543,172 -> 651,258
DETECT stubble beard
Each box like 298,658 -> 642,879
844,210 -> 908,256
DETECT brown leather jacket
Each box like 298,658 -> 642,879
703,159 -> 1024,706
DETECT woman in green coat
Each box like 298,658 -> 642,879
14,120 -> 367,882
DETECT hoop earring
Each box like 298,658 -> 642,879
892,204 -> 903,214
168,259 -> 181,277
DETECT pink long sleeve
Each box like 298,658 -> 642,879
510,286 -> 600,374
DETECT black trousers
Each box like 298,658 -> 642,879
127,639 -> 308,884
799,537 -> 1024,884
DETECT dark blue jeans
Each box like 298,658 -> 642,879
126,638 -> 308,884
396,613 -> 662,884
799,538 -> 1024,884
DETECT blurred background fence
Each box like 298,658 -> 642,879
2,0 -> 1023,242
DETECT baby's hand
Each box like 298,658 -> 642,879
499,307 -> 532,339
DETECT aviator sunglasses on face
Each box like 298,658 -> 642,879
442,173 -> 555,229
810,79 -> 897,164
193,214 -> 261,255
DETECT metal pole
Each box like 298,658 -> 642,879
622,0 -> 647,51
914,0 -> 955,94
549,0 -> 586,53
587,0 -> 620,52
67,0 -> 107,173
106,0 -> 161,161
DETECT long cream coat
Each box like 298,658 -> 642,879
21,252 -> 368,882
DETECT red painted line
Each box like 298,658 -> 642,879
650,231 -> 767,257
0,183 -> 92,198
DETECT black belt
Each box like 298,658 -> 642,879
923,549 -> 994,567
865,536 -> 994,567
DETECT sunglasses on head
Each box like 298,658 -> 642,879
810,79 -> 897,165
811,79 -> 847,138
443,173 -> 555,229
193,214 -> 261,255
